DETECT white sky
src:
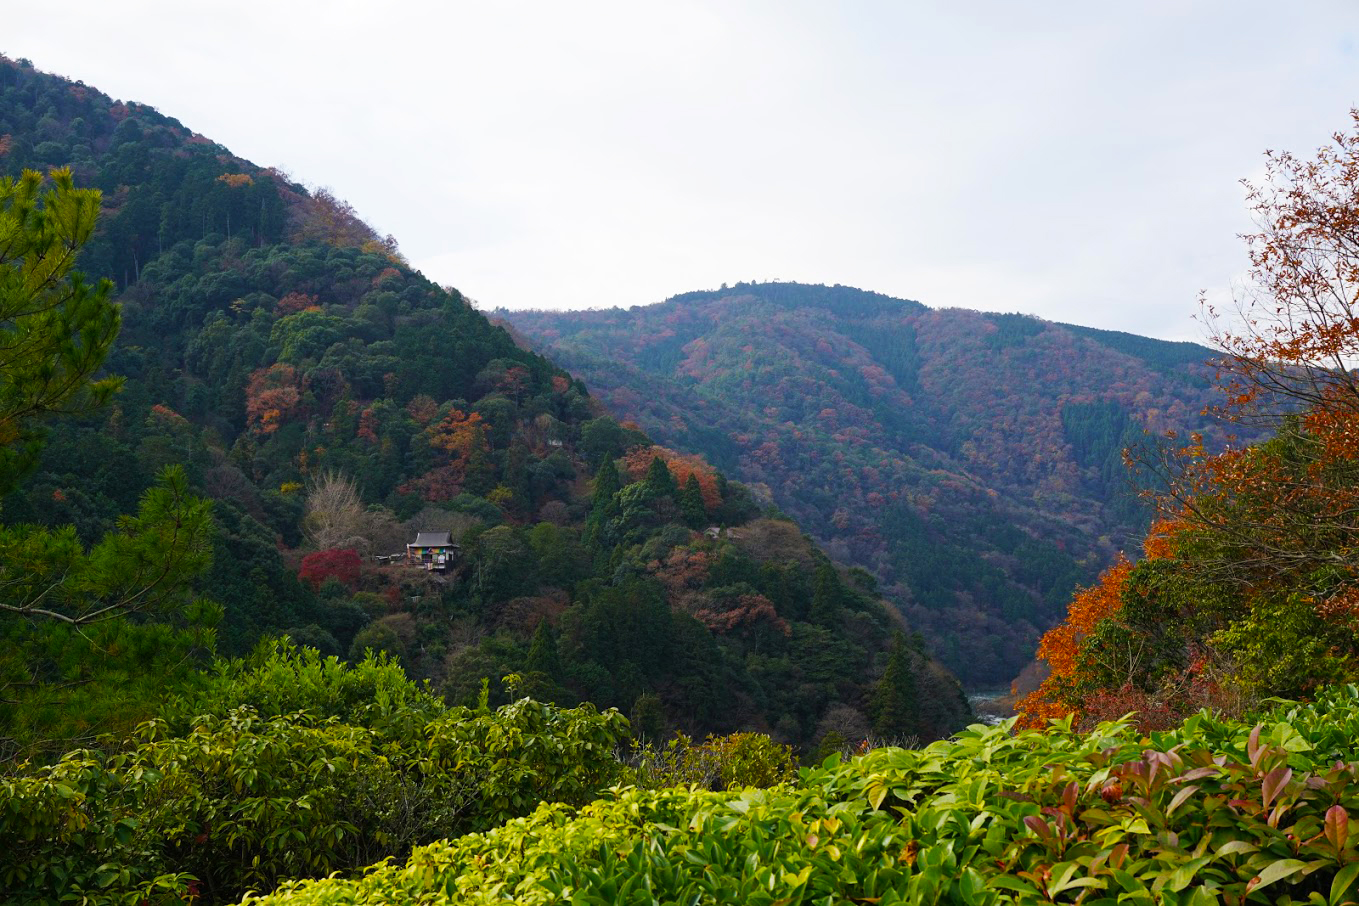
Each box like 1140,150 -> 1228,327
7,1 -> 1358,340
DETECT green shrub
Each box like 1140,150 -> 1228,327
631,731 -> 799,790
423,697 -> 629,831
159,639 -> 444,742
1,749 -> 190,905
251,687 -> 1359,905
3,688 -> 629,904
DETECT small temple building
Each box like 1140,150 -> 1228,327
406,531 -> 459,571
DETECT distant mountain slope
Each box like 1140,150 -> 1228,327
502,283 -> 1241,686
0,58 -> 969,750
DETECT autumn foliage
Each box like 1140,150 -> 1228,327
693,593 -> 790,637
1016,556 -> 1131,727
245,364 -> 302,435
298,548 -> 361,590
428,409 -> 486,459
619,445 -> 721,510
216,172 -> 254,188
1016,519 -> 1186,727
396,408 -> 488,502
1019,112 -> 1359,727
276,291 -> 319,316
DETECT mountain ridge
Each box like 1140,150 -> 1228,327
0,56 -> 970,755
502,282 -> 1249,686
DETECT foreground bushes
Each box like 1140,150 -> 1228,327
0,648 -> 627,905
256,686 -> 1359,905
158,640 -> 448,738
13,643 -> 1359,905
629,731 -> 799,791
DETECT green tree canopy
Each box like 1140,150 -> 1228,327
0,169 -> 215,759
0,168 -> 121,495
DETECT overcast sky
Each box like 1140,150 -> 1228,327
7,1 -> 1358,340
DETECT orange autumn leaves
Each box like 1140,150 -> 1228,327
1017,522 -> 1178,727
245,364 -> 302,435
619,446 -> 721,511
428,409 -> 486,459
400,408 -> 488,502
1016,558 -> 1130,727
1020,114 -> 1359,726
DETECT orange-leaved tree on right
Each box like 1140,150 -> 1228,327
1018,112 -> 1359,730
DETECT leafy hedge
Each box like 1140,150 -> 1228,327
1,650 -> 627,905
255,687 -> 1359,905
159,641 -> 448,740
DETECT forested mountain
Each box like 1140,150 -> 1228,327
0,55 -> 969,761
502,284 -> 1246,686
8,52 -> 1359,906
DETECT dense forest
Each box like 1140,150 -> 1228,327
0,52 -> 971,774
502,285 -> 1248,686
7,49 -> 1359,906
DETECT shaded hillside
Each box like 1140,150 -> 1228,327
0,58 -> 969,754
501,283 -> 1244,686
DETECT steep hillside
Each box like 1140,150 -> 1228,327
0,58 -> 969,755
502,283 -> 1245,686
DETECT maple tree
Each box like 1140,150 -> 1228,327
427,408 -> 486,459
276,291 -> 319,316
405,394 -> 438,426
1015,556 -> 1132,727
216,172 -> 254,188
245,364 -> 302,435
1020,113 -> 1359,725
693,592 -> 789,637
1174,111 -> 1359,599
298,548 -> 362,590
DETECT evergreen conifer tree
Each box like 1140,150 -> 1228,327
679,474 -> 706,528
645,455 -> 677,497
586,457 -> 621,550
872,631 -> 919,740
1,169 -> 121,496
526,619 -> 562,679
809,563 -> 843,627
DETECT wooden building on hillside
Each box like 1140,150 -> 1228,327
407,531 -> 459,571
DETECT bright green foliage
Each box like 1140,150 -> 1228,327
133,711 -> 378,901
252,687 -> 1359,905
423,697 -> 628,828
631,731 -> 799,791
1,749 -> 193,905
0,168 -> 121,496
2,691 -> 629,904
159,639 -> 446,738
1,711 -> 376,905
1210,592 -> 1353,697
